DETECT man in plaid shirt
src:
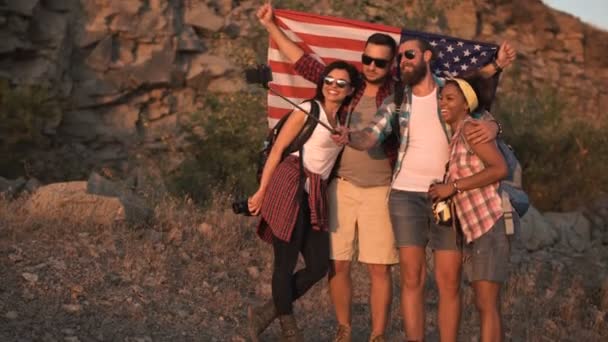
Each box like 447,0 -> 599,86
336,36 -> 514,341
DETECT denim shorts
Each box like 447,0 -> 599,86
389,190 -> 461,251
463,216 -> 517,283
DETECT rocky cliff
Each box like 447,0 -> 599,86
1,0 -> 606,177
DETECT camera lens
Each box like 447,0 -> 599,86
232,200 -> 251,216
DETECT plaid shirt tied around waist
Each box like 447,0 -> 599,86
448,120 -> 503,243
257,155 -> 329,243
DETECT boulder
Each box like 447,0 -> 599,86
520,206 -> 559,251
0,177 -> 26,197
183,2 -> 224,32
6,0 -> 39,16
545,211 -> 592,252
24,182 -> 125,226
177,26 -> 205,52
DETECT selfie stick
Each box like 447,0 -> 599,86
264,84 -> 337,134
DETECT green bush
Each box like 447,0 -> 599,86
167,91 -> 267,205
0,79 -> 62,178
496,85 -> 608,211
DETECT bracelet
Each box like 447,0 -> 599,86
492,60 -> 503,73
452,181 -> 463,194
496,120 -> 504,136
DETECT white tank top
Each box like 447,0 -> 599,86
393,88 -> 450,191
290,100 -> 343,180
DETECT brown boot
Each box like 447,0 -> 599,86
279,314 -> 303,342
247,300 -> 278,342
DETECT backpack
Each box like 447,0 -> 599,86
256,100 -> 320,182
496,139 -> 530,234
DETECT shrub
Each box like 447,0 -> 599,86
0,79 -> 62,178
167,91 -> 267,205
495,85 -> 608,211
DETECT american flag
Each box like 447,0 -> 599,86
267,9 -> 499,126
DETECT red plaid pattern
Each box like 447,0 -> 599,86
293,54 -> 398,167
448,122 -> 503,243
257,155 -> 328,243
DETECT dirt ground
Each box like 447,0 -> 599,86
1,196 -> 607,342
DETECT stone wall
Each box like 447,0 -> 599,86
1,0 -> 606,177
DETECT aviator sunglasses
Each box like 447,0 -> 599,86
361,54 -> 390,68
399,49 -> 417,60
323,76 -> 350,88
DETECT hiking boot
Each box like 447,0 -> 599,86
247,300 -> 278,342
369,334 -> 386,342
279,314 -> 303,342
333,324 -> 352,342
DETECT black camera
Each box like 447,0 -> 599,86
232,200 -> 252,216
245,64 -> 273,87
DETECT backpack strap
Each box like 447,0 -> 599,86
501,190 -> 515,235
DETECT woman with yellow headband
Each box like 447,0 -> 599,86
429,77 -> 511,342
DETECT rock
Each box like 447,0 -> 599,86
5,311 -> 18,320
25,182 -> 126,226
545,211 -> 591,252
177,26 -> 205,52
198,223 -> 213,237
25,178 -> 41,193
0,176 -> 26,197
86,36 -> 113,72
43,0 -> 74,12
86,172 -> 125,197
520,206 -> 559,251
62,304 -> 82,313
184,2 -> 224,32
187,54 -> 233,80
247,266 -> 260,279
6,0 -> 39,16
29,8 -> 68,47
22,272 -> 39,283
118,192 -> 153,224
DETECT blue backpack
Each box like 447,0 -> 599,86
496,139 -> 530,234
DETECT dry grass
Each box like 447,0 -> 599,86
1,193 -> 607,341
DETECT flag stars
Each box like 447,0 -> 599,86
438,51 -> 445,59
480,51 -> 487,56
474,44 -> 481,51
463,49 -> 471,57
443,62 -> 450,68
457,41 -> 464,47
460,64 -> 469,71
453,56 -> 460,63
447,45 -> 454,53
471,57 -> 478,64
430,40 -> 438,47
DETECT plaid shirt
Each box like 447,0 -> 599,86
370,75 -> 451,186
447,119 -> 503,243
257,155 -> 328,243
293,54 -> 398,167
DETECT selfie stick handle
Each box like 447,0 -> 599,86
266,84 -> 337,134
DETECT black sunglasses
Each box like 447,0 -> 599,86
361,54 -> 390,68
399,49 -> 417,60
323,76 -> 350,88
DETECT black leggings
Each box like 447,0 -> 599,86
271,196 -> 329,315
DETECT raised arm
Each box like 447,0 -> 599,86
257,3 -> 304,63
476,41 -> 516,79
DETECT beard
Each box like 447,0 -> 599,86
401,60 -> 427,86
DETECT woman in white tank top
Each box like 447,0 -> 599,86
247,61 -> 362,341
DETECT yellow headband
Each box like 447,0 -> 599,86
449,78 -> 478,113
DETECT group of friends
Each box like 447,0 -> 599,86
245,3 -> 519,342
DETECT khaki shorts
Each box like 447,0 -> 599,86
328,177 -> 398,265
